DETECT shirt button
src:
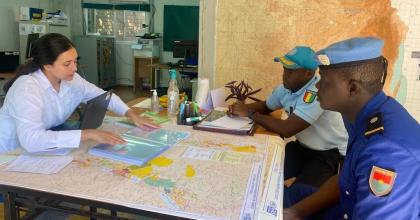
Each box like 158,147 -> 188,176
345,190 -> 350,195
344,213 -> 348,219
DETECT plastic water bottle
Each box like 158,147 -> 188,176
150,89 -> 160,113
167,69 -> 179,116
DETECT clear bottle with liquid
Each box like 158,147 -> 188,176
150,89 -> 160,113
167,69 -> 179,116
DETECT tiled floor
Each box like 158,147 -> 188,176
111,85 -> 149,103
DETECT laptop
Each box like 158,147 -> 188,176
79,90 -> 112,129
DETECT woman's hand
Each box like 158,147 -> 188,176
126,109 -> 160,129
82,129 -> 126,145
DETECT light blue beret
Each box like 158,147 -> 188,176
316,37 -> 384,67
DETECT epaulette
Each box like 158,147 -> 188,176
365,112 -> 384,137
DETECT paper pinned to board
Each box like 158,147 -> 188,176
5,155 -> 73,174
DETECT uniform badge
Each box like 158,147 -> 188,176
369,166 -> 397,197
317,54 -> 330,65
303,90 -> 316,103
365,112 -> 384,137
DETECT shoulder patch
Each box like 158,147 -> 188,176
369,166 -> 397,197
365,112 -> 384,137
303,90 -> 317,103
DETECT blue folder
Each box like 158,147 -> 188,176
88,135 -> 169,166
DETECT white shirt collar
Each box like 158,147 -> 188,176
33,69 -> 71,96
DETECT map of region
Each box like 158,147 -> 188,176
0,121 -> 284,220
215,0 -> 420,120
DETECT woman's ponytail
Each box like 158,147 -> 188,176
3,59 -> 40,94
2,33 -> 74,94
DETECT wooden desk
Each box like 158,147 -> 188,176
127,97 -> 280,136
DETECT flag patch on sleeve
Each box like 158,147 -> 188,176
303,90 -> 316,103
369,166 -> 397,197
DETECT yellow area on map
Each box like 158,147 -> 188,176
149,156 -> 173,167
129,165 -> 153,178
228,145 -> 256,153
185,165 -> 196,178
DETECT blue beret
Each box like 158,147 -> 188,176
274,46 -> 318,71
316,37 -> 384,67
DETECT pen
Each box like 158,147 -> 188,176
178,102 -> 185,125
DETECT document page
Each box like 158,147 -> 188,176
5,155 -> 73,174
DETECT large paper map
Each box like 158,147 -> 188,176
0,122 -> 284,220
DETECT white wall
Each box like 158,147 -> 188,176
0,0 -> 50,51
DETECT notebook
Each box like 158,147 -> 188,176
193,110 -> 256,136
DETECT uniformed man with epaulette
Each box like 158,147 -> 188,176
283,37 -> 420,220
228,46 -> 348,188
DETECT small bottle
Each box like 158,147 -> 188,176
167,69 -> 179,116
150,89 -> 160,113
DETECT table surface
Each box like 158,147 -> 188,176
127,97 -> 280,136
0,97 -> 284,220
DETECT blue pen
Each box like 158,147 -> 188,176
178,102 -> 185,124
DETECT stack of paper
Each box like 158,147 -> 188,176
200,110 -> 253,131
5,155 -> 73,174
204,115 -> 252,130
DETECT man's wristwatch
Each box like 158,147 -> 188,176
247,109 -> 257,120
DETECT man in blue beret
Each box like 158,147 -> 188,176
283,37 -> 420,219
228,46 -> 348,188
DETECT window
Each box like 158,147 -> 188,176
84,8 -> 147,41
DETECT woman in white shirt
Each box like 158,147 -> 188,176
0,33 -> 157,153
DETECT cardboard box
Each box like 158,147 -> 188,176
20,7 -> 44,21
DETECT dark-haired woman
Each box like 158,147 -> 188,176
0,33 -> 158,153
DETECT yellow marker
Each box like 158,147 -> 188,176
149,156 -> 173,167
130,165 -> 153,178
185,165 -> 195,178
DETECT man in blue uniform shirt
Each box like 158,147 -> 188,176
228,46 -> 348,188
283,37 -> 420,220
